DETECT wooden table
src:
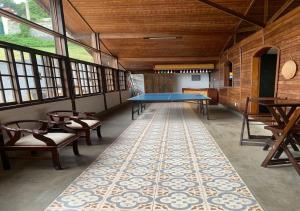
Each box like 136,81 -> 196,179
257,99 -> 300,175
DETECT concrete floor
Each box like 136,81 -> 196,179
0,104 -> 299,211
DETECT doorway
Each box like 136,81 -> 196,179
251,47 -> 278,113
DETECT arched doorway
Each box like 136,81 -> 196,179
251,47 -> 279,113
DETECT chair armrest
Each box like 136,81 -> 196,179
68,116 -> 90,129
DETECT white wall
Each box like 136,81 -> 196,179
106,92 -> 121,109
121,90 -> 131,103
0,99 -> 72,123
174,73 -> 209,92
75,95 -> 106,113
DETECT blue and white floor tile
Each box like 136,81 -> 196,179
46,103 -> 263,211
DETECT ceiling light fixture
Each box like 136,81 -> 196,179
144,36 -> 182,40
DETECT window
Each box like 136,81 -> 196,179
101,52 -> 118,69
0,47 -> 16,104
0,17 -> 56,53
68,41 -> 94,63
37,54 -> 64,99
105,68 -> 114,92
87,65 -> 102,94
113,70 -> 119,91
13,50 -> 38,102
224,61 -> 233,87
0,0 -> 53,30
119,71 -> 126,90
71,61 -> 102,96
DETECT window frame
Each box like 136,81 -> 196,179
0,43 -> 68,109
104,68 -> 115,92
71,60 -> 103,97
119,71 -> 126,91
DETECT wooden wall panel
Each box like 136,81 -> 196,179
144,74 -> 176,93
215,6 -> 300,111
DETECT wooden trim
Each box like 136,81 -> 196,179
267,0 -> 295,24
197,0 -> 264,27
250,45 -> 280,112
264,0 -> 269,24
237,26 -> 260,33
221,0 -> 257,53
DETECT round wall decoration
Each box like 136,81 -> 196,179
281,60 -> 297,79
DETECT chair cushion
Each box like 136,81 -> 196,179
15,133 -> 76,146
66,119 -> 100,129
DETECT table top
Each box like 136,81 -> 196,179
255,99 -> 300,107
128,93 -> 211,102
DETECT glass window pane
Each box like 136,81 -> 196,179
13,51 -> 23,63
42,89 -> 48,99
28,77 -> 36,88
56,78 -> 62,87
0,91 -> 4,103
23,53 -> 32,64
16,64 -> 25,75
2,76 -> 13,88
25,65 -> 34,76
55,68 -> 61,77
0,20 -> 56,53
4,90 -> 15,102
36,55 -> 43,65
0,62 -> 9,75
48,88 -> 55,98
47,78 -> 53,87
21,90 -> 30,101
57,88 -> 63,96
38,66 -> 45,76
40,78 -> 46,88
68,41 -> 94,62
0,48 -> 7,61
53,59 -> 59,67
30,90 -> 38,100
19,77 -> 28,89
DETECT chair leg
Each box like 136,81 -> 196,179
97,125 -> 102,139
0,150 -> 11,170
51,149 -> 62,170
72,141 -> 80,156
240,117 -> 246,145
85,130 -> 92,145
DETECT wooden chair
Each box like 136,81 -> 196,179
47,110 -> 102,145
240,97 -> 281,147
0,120 -> 80,170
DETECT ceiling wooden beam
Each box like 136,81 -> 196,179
237,26 -> 260,33
120,57 -> 219,62
220,0 -> 257,53
267,0 -> 295,24
100,32 -> 232,39
264,0 -> 269,24
197,0 -> 265,27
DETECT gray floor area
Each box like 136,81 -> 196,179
0,104 -> 299,211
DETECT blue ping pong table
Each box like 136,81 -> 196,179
128,93 -> 211,120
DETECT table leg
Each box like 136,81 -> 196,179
282,144 -> 300,175
132,103 -> 135,120
206,99 -> 210,120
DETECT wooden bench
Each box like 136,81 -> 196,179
0,120 -> 80,170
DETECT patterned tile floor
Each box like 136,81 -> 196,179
46,103 -> 263,211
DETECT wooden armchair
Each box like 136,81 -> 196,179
0,120 -> 80,170
240,97 -> 281,147
47,110 -> 102,145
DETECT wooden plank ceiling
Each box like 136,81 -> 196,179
66,0 -> 300,71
